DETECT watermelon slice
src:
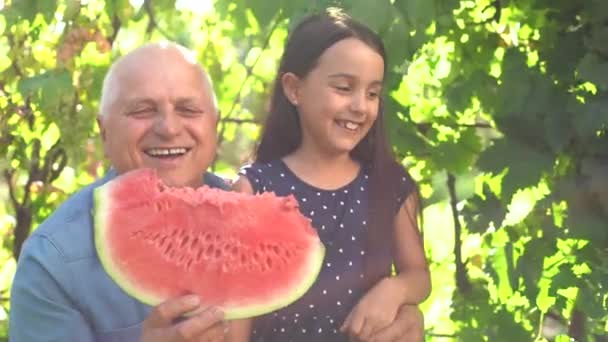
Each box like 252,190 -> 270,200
93,168 -> 324,319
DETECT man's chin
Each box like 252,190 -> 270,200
152,170 -> 202,189
115,164 -> 203,188
160,176 -> 200,188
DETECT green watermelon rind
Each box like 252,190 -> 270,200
93,180 -> 326,320
223,241 -> 325,320
94,182 -> 165,306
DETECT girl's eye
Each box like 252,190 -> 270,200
335,85 -> 351,92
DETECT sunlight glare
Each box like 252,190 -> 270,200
176,0 -> 214,15
129,0 -> 144,8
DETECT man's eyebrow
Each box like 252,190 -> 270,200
173,97 -> 201,105
327,73 -> 383,86
125,98 -> 156,108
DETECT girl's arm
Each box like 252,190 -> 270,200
385,192 -> 432,305
224,175 -> 256,342
231,175 -> 255,195
340,192 -> 430,339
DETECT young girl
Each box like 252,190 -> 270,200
230,8 -> 430,342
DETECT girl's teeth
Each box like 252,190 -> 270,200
345,122 -> 358,130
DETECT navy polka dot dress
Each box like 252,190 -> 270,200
239,160 -> 413,342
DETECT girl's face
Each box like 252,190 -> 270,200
283,37 -> 384,158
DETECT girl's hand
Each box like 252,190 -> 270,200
340,277 -> 403,341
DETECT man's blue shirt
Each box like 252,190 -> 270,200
9,170 -> 228,342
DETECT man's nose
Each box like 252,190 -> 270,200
154,110 -> 181,138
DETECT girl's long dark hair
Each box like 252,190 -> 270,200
255,8 -> 422,289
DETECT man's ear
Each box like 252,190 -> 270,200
97,115 -> 110,158
281,72 -> 300,106
215,109 -> 221,128
97,115 -> 106,142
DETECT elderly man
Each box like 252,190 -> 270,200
9,42 -> 425,342
10,42 -> 229,342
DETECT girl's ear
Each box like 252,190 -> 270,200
281,72 -> 301,106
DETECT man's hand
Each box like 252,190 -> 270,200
140,295 -> 227,342
340,278 -> 403,340
363,304 -> 424,342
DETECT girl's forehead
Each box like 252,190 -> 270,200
311,38 -> 384,80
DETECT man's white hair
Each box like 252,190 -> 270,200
98,41 -> 219,118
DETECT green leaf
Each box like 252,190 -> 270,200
104,0 -> 136,23
151,0 -> 176,12
544,110 -> 573,153
18,70 -> 74,115
477,138 -> 554,201
63,0 -> 81,22
427,169 -> 476,205
273,0 -> 305,20
383,13 -> 412,69
497,49 -> 531,117
587,0 -> 608,25
583,160 -> 608,216
348,0 -> 393,33
490,308 -> 533,341
215,0 -> 251,33
524,74 -> 555,116
567,206 -> 608,242
577,53 -> 608,90
444,77 -> 473,113
8,0 -> 56,23
574,94 -> 608,139
541,30 -> 586,82
431,129 -> 481,174
463,183 -> 507,233
487,244 -> 516,300
79,65 -> 108,107
549,264 -> 578,297
517,239 -> 550,302
536,282 -> 556,313
588,26 -> 608,58
578,284 -> 606,319
248,0 -> 280,29
394,0 -> 435,32
385,98 -> 428,156
554,335 -> 572,342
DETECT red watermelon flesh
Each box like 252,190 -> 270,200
94,168 -> 325,319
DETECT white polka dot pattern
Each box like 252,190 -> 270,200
239,160 -> 414,341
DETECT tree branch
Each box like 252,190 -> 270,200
143,0 -> 173,40
569,294 -> 586,342
3,170 -> 19,210
458,122 -> 494,129
217,13 -> 283,145
108,13 -> 121,45
447,172 -> 472,294
427,333 -> 458,338
220,117 -> 259,125
6,32 -> 25,78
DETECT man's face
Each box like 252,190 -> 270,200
98,48 -> 218,188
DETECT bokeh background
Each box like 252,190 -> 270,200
1,0 -> 607,340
